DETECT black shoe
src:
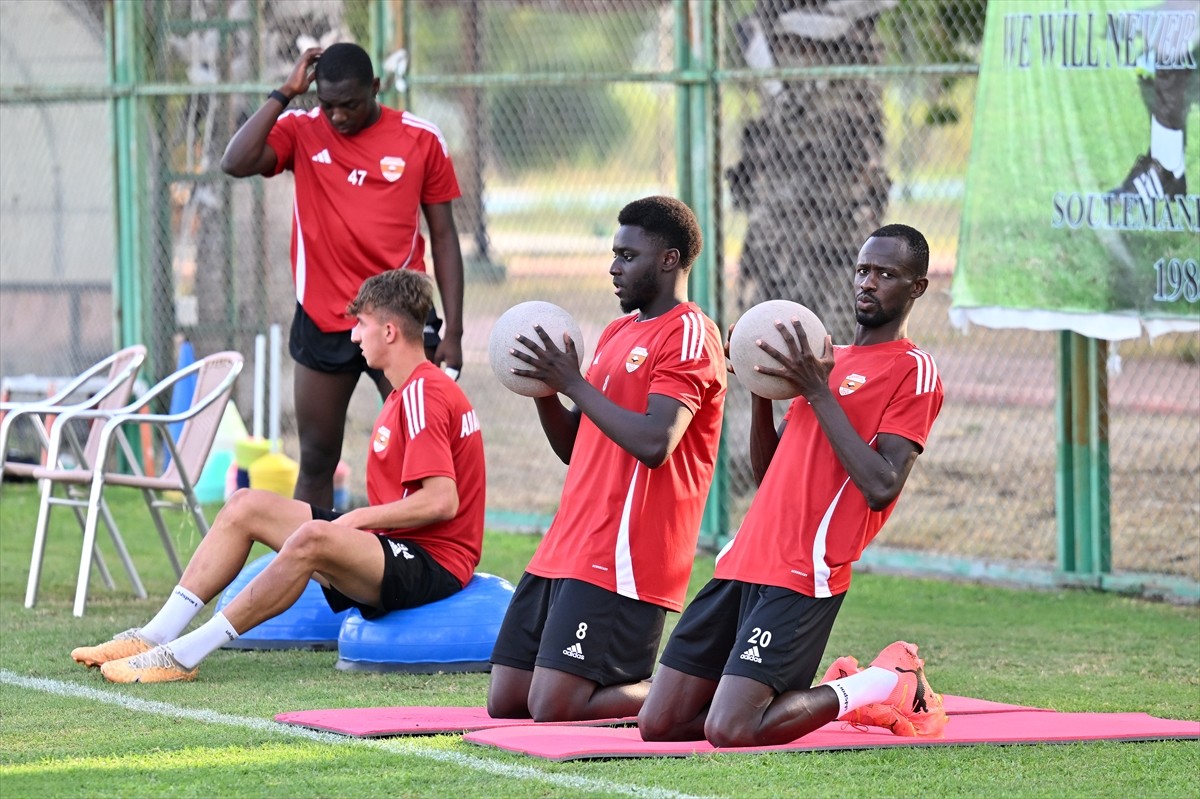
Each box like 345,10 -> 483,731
1110,153 -> 1187,199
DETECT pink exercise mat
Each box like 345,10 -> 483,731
273,705 -> 635,737
271,695 -> 1041,738
462,710 -> 1200,761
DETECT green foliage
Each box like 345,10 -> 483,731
879,0 -> 988,65
487,86 -> 628,171
482,4 -> 647,171
409,2 -> 656,172
343,0 -> 372,48
876,0 -> 987,139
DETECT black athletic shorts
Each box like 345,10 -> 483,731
289,301 -> 442,375
659,578 -> 845,694
310,506 -> 461,620
489,574 -> 666,687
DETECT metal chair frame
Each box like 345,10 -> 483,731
27,351 -> 243,616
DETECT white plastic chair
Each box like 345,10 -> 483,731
2,346 -> 147,595
1,345 -> 147,489
27,351 -> 244,616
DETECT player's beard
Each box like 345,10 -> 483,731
619,268 -> 658,314
855,298 -> 902,329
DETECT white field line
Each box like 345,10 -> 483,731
1,670 -> 709,799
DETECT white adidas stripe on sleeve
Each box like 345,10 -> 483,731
906,349 -> 939,395
402,378 -> 427,438
402,112 -> 450,156
679,312 -> 704,362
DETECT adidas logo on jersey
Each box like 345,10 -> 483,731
562,642 -> 585,660
311,148 -> 332,164
739,645 -> 763,663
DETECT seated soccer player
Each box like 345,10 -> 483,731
71,269 -> 486,683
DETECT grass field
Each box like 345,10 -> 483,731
1,483 -> 1197,798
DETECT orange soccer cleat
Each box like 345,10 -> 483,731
71,628 -> 154,668
100,645 -> 198,684
841,641 -> 948,738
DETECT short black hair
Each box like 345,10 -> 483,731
617,196 -> 703,269
346,269 -> 432,342
868,224 -> 929,278
316,42 -> 374,88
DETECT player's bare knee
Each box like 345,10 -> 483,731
704,713 -> 758,749
220,488 -> 263,528
485,691 -> 527,720
528,689 -> 582,723
528,700 -> 574,723
296,436 -> 339,476
637,708 -> 676,741
296,457 -> 337,483
277,522 -> 331,566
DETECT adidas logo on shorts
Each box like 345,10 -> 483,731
562,642 -> 585,660
739,645 -> 763,664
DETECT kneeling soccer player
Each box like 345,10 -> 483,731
639,224 -> 948,746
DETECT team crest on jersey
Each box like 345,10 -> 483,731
839,373 -> 867,396
380,156 -> 406,182
373,425 -> 392,453
625,346 -> 649,372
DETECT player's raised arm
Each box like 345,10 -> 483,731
221,48 -> 320,176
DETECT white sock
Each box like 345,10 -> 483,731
140,585 -> 205,644
823,667 -> 899,717
1150,116 -> 1185,177
168,612 -> 239,669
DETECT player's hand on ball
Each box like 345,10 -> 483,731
724,322 -> 737,374
728,300 -> 827,400
510,325 -> 583,395
754,319 -> 834,399
488,301 -> 584,398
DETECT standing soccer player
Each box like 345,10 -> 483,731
640,224 -> 946,746
221,42 -> 465,508
486,196 -> 727,722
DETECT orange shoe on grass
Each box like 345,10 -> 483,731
71,629 -> 154,668
842,641 -> 948,738
100,645 -> 198,684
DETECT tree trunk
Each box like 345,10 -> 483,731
729,0 -> 894,344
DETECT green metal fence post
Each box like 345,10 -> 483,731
676,0 -> 728,549
1056,332 -> 1112,582
400,0 -> 413,112
1087,336 -> 1112,575
1055,331 -> 1077,574
369,0 -> 394,105
110,0 -> 143,353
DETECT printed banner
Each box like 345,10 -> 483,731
952,0 -> 1199,340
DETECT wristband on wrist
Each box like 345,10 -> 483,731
267,89 -> 292,107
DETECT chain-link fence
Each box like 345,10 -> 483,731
1,0 -> 1196,598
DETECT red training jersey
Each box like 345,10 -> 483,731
715,339 -> 942,598
365,362 -> 485,587
526,303 -> 727,611
266,105 -> 461,332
